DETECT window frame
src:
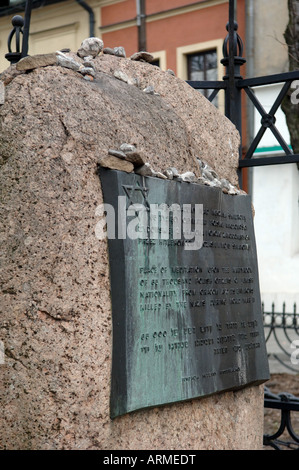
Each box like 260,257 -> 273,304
176,39 -> 225,113
150,50 -> 167,71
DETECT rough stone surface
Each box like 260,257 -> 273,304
0,54 -> 264,450
16,53 -> 57,71
0,82 -> 5,104
0,64 -> 24,85
88,54 -> 240,184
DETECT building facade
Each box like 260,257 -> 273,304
0,0 -> 246,118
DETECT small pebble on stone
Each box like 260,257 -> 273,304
114,70 -> 129,83
108,149 -> 127,159
119,143 -> 145,168
209,168 -> 218,179
127,77 -> 140,87
163,168 -> 174,180
103,47 -> 116,56
197,177 -> 206,185
205,179 -> 218,188
135,162 -> 156,177
180,171 -> 196,183
125,151 -> 145,167
220,179 -> 231,191
201,168 -> 215,181
114,47 -> 126,58
213,179 -> 222,188
168,167 -> 180,178
16,53 -> 57,71
83,59 -> 96,70
156,171 -> 167,180
130,51 -> 155,63
99,155 -> 134,173
56,51 -> 81,71
228,185 -> 238,195
83,75 -> 94,81
77,37 -> 104,58
119,143 -> 137,154
79,66 -> 96,77
197,159 -> 204,170
143,85 -> 155,94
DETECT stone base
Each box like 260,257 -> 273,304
0,54 -> 265,450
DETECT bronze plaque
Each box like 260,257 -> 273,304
99,169 -> 269,418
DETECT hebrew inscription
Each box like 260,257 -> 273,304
99,169 -> 270,418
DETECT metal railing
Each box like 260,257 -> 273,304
186,0 -> 299,188
263,302 -> 299,373
264,387 -> 299,450
262,302 -> 299,450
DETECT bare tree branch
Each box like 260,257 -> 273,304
281,0 -> 299,154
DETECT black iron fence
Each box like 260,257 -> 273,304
262,302 -> 299,450
263,302 -> 299,373
264,387 -> 299,450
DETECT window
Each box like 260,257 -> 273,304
176,40 -> 224,113
150,50 -> 166,71
187,49 -> 218,101
151,58 -> 160,68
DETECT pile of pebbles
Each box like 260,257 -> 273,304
11,36 -> 242,196
66,38 -> 242,196
55,38 -> 158,83
99,143 -> 243,196
55,37 -> 174,94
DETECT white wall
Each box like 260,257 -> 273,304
251,84 -> 299,312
